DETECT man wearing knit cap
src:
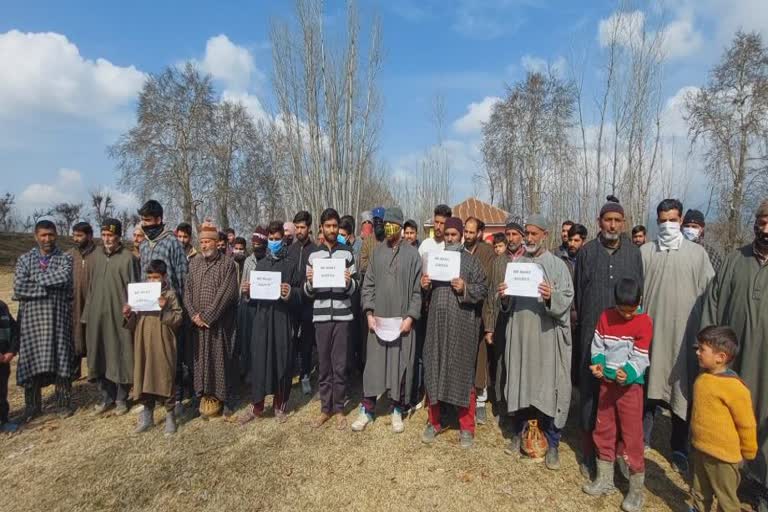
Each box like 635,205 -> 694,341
184,220 -> 240,418
641,199 -> 714,474
702,198 -> 768,510
235,225 -> 269,382
421,216 -> 488,448
359,207 -> 386,277
682,209 -> 723,273
573,195 -> 644,478
352,207 -> 422,434
82,218 -> 140,416
496,213 -> 574,469
360,210 -> 374,239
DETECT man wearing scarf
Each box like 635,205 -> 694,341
352,208 -> 422,434
483,220 -> 527,416
497,215 -> 574,469
185,220 -> 240,418
82,219 -> 140,415
641,199 -> 714,474
421,217 -> 487,448
702,199 -> 768,511
236,226 -> 269,383
238,221 -> 302,424
68,222 -> 97,371
573,196 -> 644,478
14,220 -> 75,420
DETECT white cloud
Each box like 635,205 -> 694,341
520,54 -> 567,76
220,90 -> 269,123
0,30 -> 145,121
453,96 -> 501,134
17,168 -> 138,217
661,17 -> 703,59
598,10 -> 646,48
200,34 -> 258,91
661,85 -> 699,138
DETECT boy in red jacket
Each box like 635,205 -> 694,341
583,278 -> 652,512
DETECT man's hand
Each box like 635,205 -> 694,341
122,304 -> 132,318
420,274 -> 431,290
306,267 -> 314,283
344,269 -> 351,287
484,331 -> 494,345
0,353 -> 14,364
158,295 -> 167,309
451,277 -> 465,295
590,364 -> 604,379
400,317 -> 413,335
367,314 -> 377,332
240,281 -> 250,294
616,368 -> 628,384
192,313 -> 207,328
280,283 -> 291,300
497,282 -> 508,298
538,281 -> 552,301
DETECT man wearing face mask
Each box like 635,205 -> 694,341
359,207 -> 386,277
81,219 -> 140,416
231,237 -> 248,284
495,214 -> 573,469
353,208 -> 422,434
572,196 -> 643,478
702,199 -> 768,510
68,222 -> 97,373
237,226 -> 269,382
421,217 -> 488,448
185,220 -> 240,418
641,199 -> 714,474
682,209 -> 723,274
14,220 -> 75,420
238,221 -> 301,424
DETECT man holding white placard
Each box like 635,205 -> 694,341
352,208 -> 422,434
421,217 -> 488,449
237,221 -> 302,424
82,218 -> 140,416
496,214 -> 573,470
304,208 -> 358,430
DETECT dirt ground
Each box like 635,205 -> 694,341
0,270 -> 697,512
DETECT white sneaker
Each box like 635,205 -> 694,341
351,408 -> 372,432
391,409 -> 404,434
301,376 -> 312,396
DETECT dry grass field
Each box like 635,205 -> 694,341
0,234 -> 718,511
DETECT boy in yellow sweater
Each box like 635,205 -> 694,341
690,325 -> 757,512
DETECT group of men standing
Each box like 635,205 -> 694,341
6,194 -> 768,511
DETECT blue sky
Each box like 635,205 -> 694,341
1,0 -> 767,218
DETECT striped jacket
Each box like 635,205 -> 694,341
303,243 -> 358,322
591,308 -> 653,385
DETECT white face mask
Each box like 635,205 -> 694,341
682,226 -> 701,242
658,221 -> 683,250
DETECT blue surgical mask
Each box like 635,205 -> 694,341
336,234 -> 348,245
267,239 -> 283,254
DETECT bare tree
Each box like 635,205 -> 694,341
53,202 -> 83,235
22,208 -> 54,232
482,71 -> 578,224
685,31 -> 768,249
90,190 -> 115,226
110,63 -> 215,229
0,193 -> 16,232
270,0 -> 383,224
117,210 -> 141,233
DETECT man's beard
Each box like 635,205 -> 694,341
202,248 -> 217,258
77,238 -> 91,250
602,231 -> 619,241
464,238 -> 477,250
524,243 -> 539,254
508,242 -> 521,252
